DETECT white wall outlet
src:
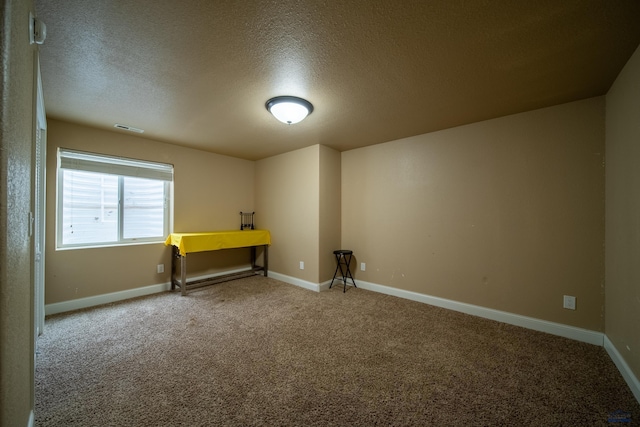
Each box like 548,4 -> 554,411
563,295 -> 576,310
299,261 -> 304,270
157,264 -> 164,274
361,262 -> 366,271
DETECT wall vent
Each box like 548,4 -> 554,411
114,124 -> 144,133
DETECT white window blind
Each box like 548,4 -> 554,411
57,149 -> 173,248
122,176 -> 166,239
59,149 -> 173,181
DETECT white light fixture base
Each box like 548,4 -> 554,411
266,96 -> 314,124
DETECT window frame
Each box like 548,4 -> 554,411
56,148 -> 174,250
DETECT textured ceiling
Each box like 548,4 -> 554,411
35,1 -> 640,161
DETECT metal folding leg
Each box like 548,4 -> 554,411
330,250 -> 357,293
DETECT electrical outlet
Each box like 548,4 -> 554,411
361,262 -> 366,271
563,295 -> 576,310
299,261 -> 304,270
157,264 -> 164,274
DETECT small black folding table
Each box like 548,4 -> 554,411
330,250 -> 357,293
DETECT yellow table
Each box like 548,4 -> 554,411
165,230 -> 271,296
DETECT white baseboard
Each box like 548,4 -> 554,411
27,410 -> 34,427
44,267 -> 251,315
268,271 -> 320,292
45,282 -> 171,315
354,279 -> 604,346
604,335 -> 640,404
47,272 -> 605,348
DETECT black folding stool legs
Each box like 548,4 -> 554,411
330,250 -> 357,293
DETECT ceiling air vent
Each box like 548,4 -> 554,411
114,124 -> 144,133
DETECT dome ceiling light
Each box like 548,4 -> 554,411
265,96 -> 314,125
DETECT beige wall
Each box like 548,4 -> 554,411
256,145 -> 320,281
342,97 -> 605,331
606,44 -> 640,379
319,145 -> 341,282
45,119 -> 255,304
0,0 -> 37,424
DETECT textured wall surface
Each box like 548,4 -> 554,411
605,44 -> 640,382
318,145 -> 341,283
1,0 -> 36,424
45,119 -> 256,304
342,97 -> 605,331
256,146 -> 320,281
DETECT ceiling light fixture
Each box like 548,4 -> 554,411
265,96 -> 314,125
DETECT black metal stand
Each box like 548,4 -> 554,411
240,211 -> 255,230
330,250 -> 357,293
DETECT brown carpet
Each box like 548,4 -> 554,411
35,276 -> 639,426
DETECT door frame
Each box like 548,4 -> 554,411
33,53 -> 46,339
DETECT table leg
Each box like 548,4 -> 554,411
264,245 -> 269,277
171,246 -> 177,291
251,246 -> 256,269
180,254 -> 187,296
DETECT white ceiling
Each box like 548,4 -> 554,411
35,1 -> 640,161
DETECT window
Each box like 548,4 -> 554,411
57,149 -> 173,249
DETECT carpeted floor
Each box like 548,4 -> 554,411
35,275 -> 639,426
